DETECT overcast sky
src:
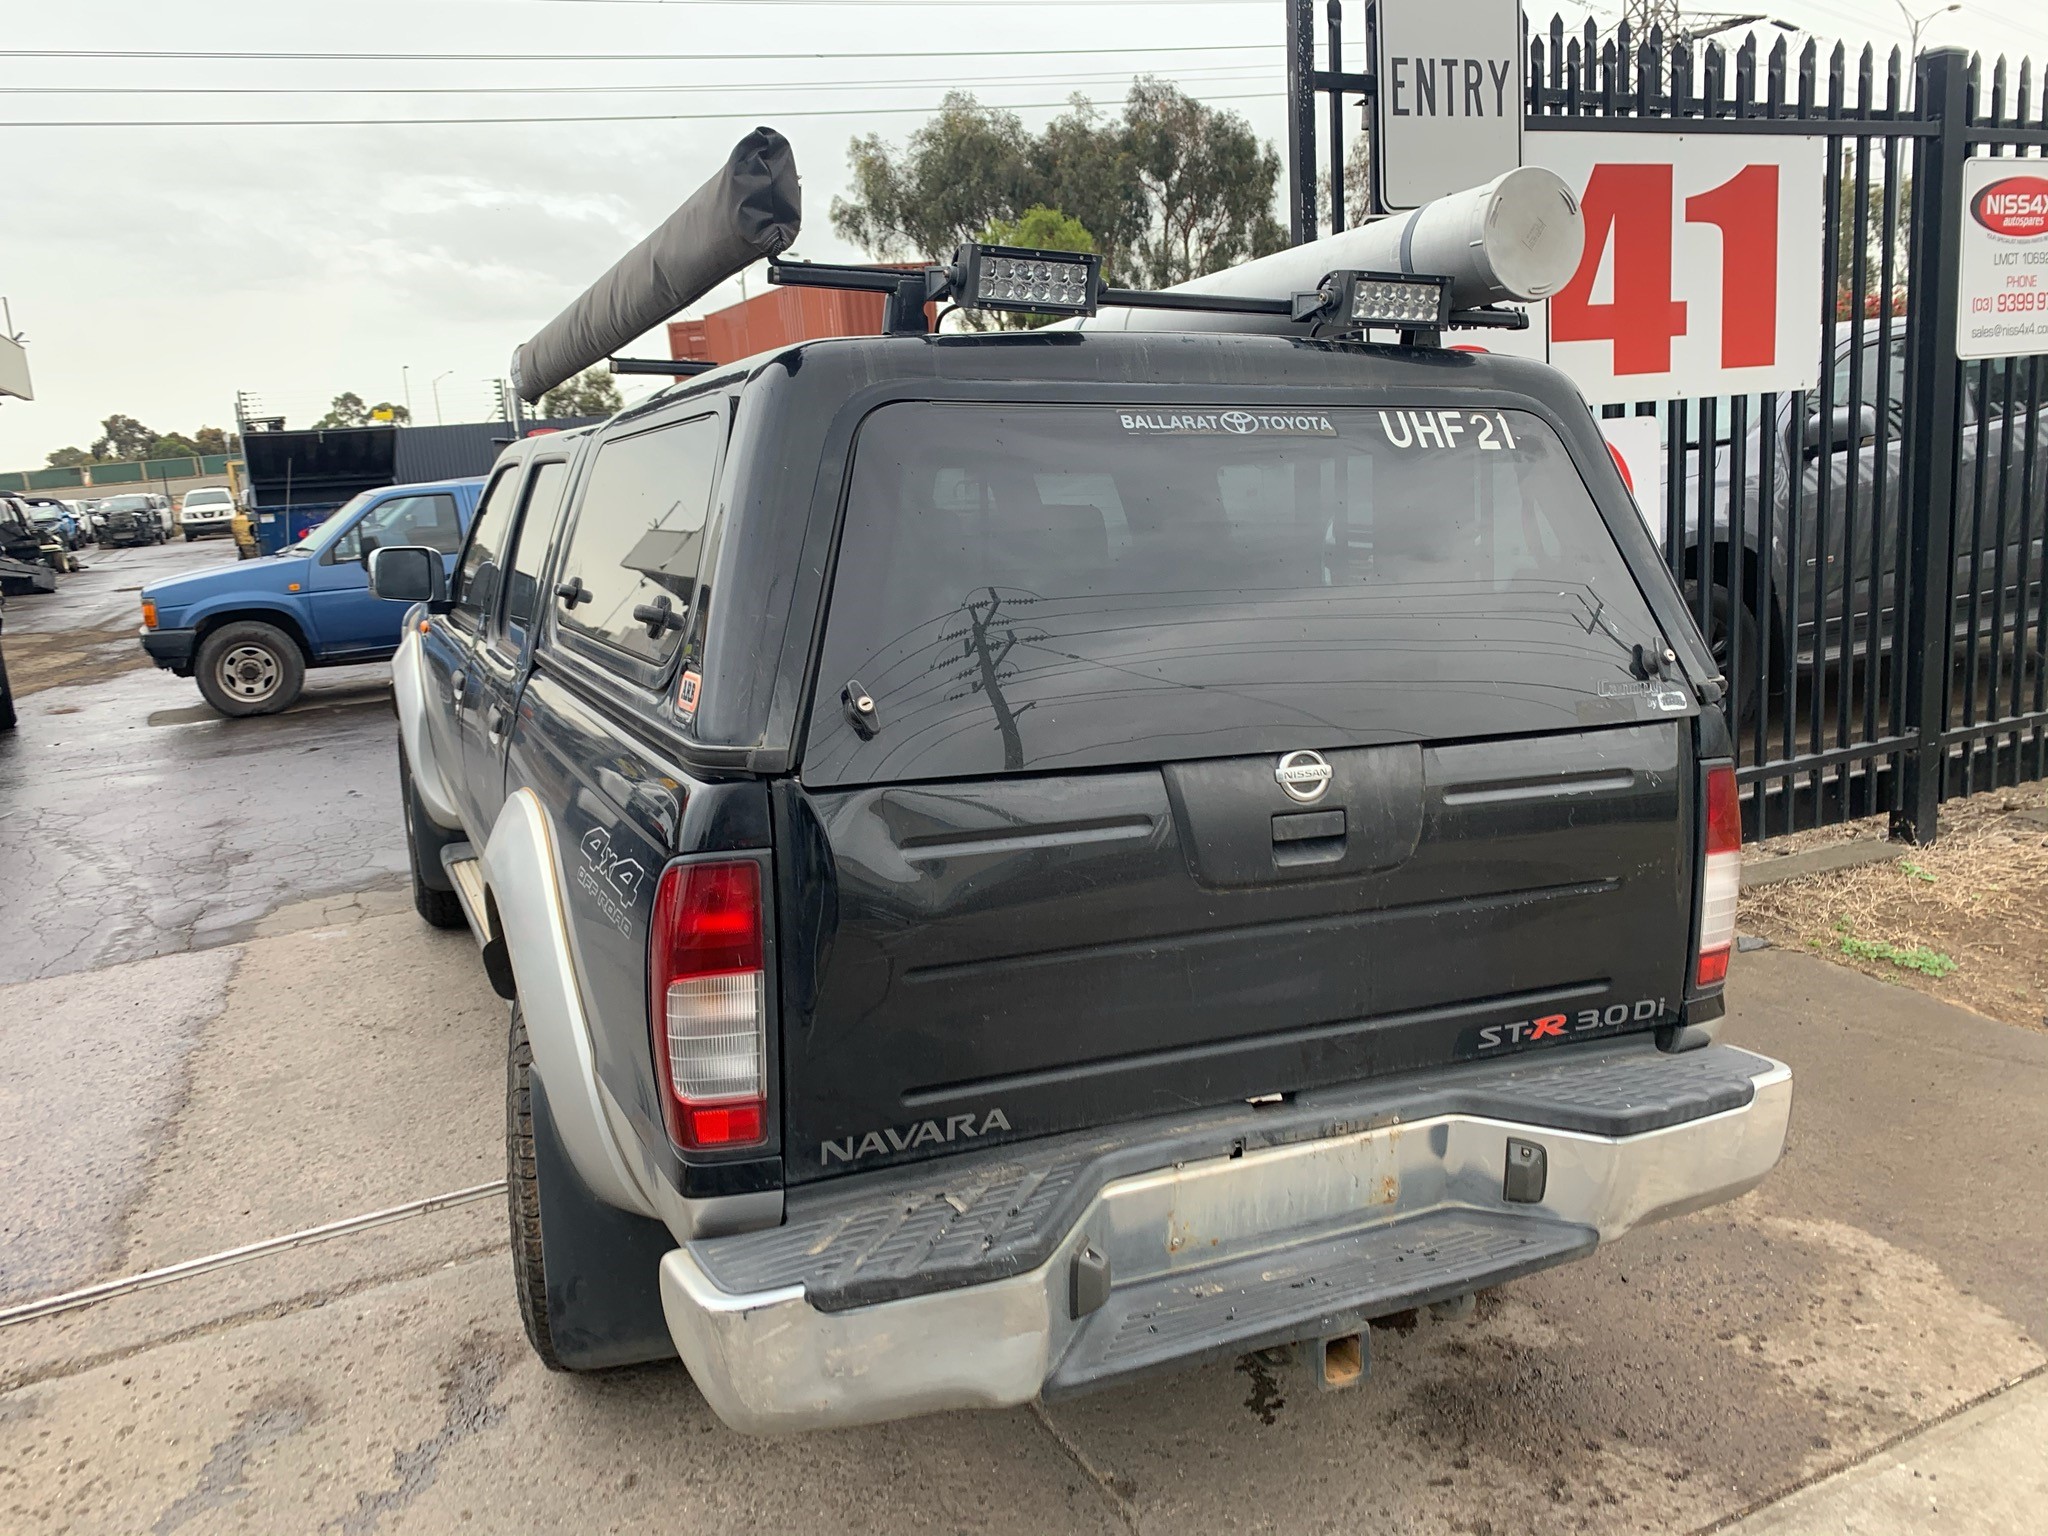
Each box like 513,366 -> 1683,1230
4,0 -> 2046,470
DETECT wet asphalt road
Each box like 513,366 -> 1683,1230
0,539 -> 407,986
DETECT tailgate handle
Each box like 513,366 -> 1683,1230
1272,809 -> 1346,844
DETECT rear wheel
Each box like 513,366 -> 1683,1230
507,1005 -> 568,1372
400,745 -> 466,929
194,621 -> 304,716
0,637 -> 16,731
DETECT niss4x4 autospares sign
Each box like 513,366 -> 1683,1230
1958,158 -> 2048,360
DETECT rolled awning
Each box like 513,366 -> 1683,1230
511,127 -> 801,403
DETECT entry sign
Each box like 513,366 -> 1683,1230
1957,157 -> 2048,360
1370,0 -> 1524,212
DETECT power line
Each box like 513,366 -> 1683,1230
0,42 -> 1278,63
0,90 -> 1277,126
0,65 -> 1276,96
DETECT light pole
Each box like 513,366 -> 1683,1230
1896,0 -> 1960,56
430,370 -> 452,426
401,365 -> 413,424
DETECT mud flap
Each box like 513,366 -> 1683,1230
531,1069 -> 680,1369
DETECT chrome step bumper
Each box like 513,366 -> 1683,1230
659,1042 -> 1792,1433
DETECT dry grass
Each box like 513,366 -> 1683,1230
1741,778 -> 2048,1030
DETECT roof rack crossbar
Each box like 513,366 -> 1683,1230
608,356 -> 718,377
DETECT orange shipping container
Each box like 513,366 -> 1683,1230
668,286 -> 893,364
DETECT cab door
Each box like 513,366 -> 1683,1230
461,457 -> 572,835
309,490 -> 468,655
423,468 -> 520,839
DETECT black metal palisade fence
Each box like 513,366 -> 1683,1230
1287,3 -> 2048,842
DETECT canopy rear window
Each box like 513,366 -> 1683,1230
804,402 -> 1675,787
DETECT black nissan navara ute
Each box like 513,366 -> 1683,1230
366,142 -> 1787,1434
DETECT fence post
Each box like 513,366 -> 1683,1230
1285,0 -> 1319,244
1892,47 -> 1970,845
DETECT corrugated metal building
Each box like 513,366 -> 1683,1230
391,419 -> 599,485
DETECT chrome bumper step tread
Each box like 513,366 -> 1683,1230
1045,1208 -> 1596,1397
690,1042 -> 1773,1313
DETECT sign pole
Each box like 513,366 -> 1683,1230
1285,0 -> 1319,246
1895,47 -> 1970,845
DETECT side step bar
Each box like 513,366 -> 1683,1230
440,843 -> 488,948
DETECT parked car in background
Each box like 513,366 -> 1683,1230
0,494 -> 63,590
95,494 -> 168,547
177,487 -> 236,541
23,498 -> 88,551
1679,325 -> 2046,718
149,494 -> 174,536
139,475 -> 485,715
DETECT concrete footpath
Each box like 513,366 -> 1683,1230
1722,1371 -> 2048,1534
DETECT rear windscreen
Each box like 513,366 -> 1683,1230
804,403 -> 1679,786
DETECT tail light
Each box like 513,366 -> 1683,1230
1696,763 -> 1741,989
647,859 -> 767,1150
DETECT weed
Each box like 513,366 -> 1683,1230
1899,861 -> 1937,883
1838,935 -> 1958,978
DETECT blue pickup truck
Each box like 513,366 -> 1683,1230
140,476 -> 484,715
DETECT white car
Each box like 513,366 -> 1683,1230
177,487 -> 236,540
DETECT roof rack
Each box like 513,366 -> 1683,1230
768,251 -> 1528,347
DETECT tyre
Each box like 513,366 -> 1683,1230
505,1004 -> 680,1373
507,1005 -> 569,1372
0,639 -> 16,732
193,620 -> 304,716
1683,579 -> 1763,728
399,745 -> 466,929
184,531 -> 196,542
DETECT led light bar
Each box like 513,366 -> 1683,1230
1338,271 -> 1454,330
952,243 -> 1101,316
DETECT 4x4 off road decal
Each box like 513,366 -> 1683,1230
1117,410 -> 1337,436
574,826 -> 644,937
1465,996 -> 1672,1056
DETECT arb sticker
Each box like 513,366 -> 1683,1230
676,669 -> 701,720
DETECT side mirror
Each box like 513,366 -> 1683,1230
367,545 -> 448,605
1806,402 -> 1879,457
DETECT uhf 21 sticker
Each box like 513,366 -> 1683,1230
1118,410 -> 1336,436
675,669 -> 701,722
1376,409 -> 1521,451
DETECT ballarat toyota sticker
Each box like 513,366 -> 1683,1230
575,826 -> 644,936
1118,410 -> 1336,436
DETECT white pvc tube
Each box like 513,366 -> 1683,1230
1075,165 -> 1583,334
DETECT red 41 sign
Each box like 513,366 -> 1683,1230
1532,133 -> 1826,405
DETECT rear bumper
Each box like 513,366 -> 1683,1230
660,1042 -> 1792,1433
140,627 -> 197,670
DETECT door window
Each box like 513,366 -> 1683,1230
326,492 -> 465,565
502,459 -> 570,647
448,471 -> 520,629
551,413 -> 724,675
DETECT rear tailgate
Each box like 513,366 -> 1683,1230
778,400 -> 1700,1182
